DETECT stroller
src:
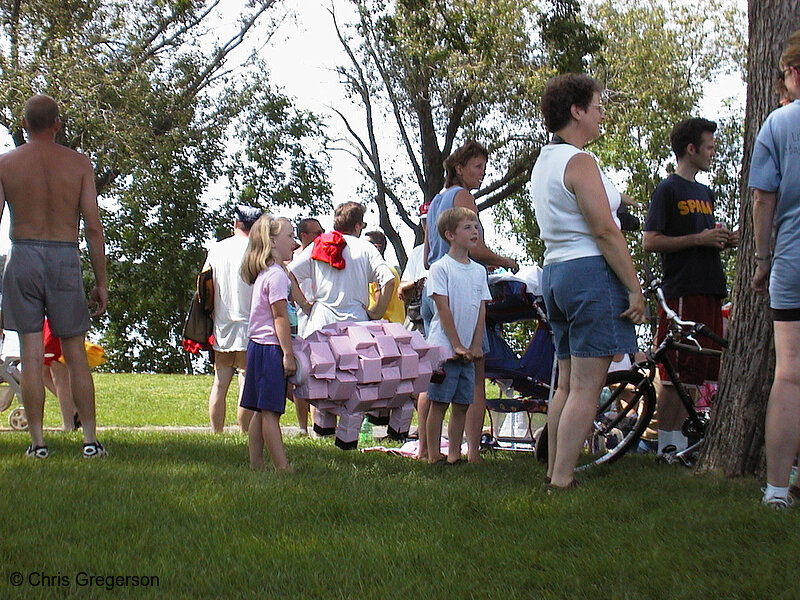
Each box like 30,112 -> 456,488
0,336 -> 26,430
480,267 -> 557,452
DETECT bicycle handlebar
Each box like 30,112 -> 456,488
643,278 -> 729,349
697,324 -> 729,349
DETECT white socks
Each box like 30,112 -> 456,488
763,483 -> 790,502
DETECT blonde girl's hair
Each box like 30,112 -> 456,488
240,215 -> 285,284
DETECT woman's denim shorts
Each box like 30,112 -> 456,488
542,255 -> 638,360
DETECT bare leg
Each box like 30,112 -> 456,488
20,332 -> 46,448
546,359 -> 572,481
248,410 -> 264,469
59,335 -> 98,445
426,400 -> 448,463
294,395 -> 309,433
416,392 -> 429,460
550,356 -> 612,487
655,384 -> 688,431
261,410 -> 291,471
447,403 -> 469,463
208,363 -> 234,433
465,356 -> 486,463
49,361 -> 77,431
236,371 -> 253,433
42,364 -> 56,396
766,321 -> 800,488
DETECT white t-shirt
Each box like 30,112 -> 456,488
288,234 -> 394,335
293,245 -> 315,338
531,143 -> 621,265
401,243 -> 427,283
202,234 -> 252,352
426,254 -> 492,357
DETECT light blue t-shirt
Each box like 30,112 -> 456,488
426,186 -> 486,267
426,186 -> 461,267
749,99 -> 800,308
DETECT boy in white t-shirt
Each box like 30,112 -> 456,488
425,207 -> 492,465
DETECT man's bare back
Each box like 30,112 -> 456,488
0,139 -> 94,242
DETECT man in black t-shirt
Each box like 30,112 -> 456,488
643,117 -> 738,456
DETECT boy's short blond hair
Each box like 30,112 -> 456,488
436,207 -> 478,244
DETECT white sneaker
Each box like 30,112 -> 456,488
82,442 -> 108,458
761,491 -> 794,510
25,445 -> 49,459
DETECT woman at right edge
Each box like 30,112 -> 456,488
751,29 -> 800,509
530,74 -> 646,489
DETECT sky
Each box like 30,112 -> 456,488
0,0 -> 747,263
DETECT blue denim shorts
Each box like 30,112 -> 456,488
427,359 -> 475,405
542,255 -> 638,360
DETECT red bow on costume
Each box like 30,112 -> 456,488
311,231 -> 347,269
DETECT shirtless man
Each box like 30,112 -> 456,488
0,94 -> 108,459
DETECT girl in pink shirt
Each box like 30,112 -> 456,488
239,216 -> 298,471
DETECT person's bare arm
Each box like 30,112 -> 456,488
752,189 -> 777,294
566,153 -> 645,323
288,271 -> 312,315
432,293 -> 470,361
453,190 -> 519,272
642,228 -> 729,254
78,157 -> 107,316
0,178 -> 5,225
367,278 -> 396,320
271,299 -> 296,376
469,301 -> 486,360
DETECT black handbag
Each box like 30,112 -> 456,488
198,268 -> 214,313
183,292 -> 213,349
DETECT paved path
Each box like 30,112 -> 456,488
0,424 -> 392,437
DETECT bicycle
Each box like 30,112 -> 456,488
536,277 -> 728,470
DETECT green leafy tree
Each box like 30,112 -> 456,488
333,0 -> 577,267
0,1 -> 331,372
586,0 -> 744,269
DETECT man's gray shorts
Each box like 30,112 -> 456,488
2,239 -> 90,338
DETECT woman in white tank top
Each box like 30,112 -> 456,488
530,74 -> 646,489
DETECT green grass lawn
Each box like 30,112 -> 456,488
1,374 -> 798,599
6,373 -> 256,431
9,373 -> 501,431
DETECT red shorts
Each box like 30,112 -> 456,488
656,295 -> 723,386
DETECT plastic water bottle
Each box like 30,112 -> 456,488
359,416 -> 373,446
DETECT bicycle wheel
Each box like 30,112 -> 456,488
577,369 -> 655,470
534,368 -> 656,470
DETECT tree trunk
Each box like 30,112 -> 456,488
696,1 -> 800,476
